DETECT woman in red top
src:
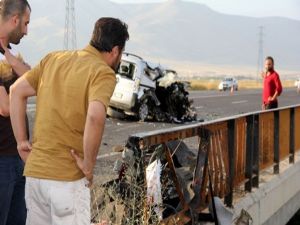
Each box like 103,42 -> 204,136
261,56 -> 282,110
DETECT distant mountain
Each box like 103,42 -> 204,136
17,0 -> 300,77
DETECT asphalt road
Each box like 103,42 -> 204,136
27,87 -> 300,154
100,87 -> 300,155
26,87 -> 300,178
190,88 -> 300,119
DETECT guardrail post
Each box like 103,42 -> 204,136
225,119 -> 235,207
290,108 -> 295,164
164,143 -> 187,209
245,115 -> 254,192
274,111 -> 280,174
253,114 -> 259,188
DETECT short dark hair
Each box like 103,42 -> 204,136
265,56 -> 274,64
0,0 -> 31,21
90,17 -> 129,53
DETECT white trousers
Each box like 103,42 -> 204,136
25,177 -> 90,225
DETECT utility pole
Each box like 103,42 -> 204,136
64,0 -> 77,50
257,26 -> 264,81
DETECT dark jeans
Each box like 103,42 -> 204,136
0,155 -> 26,225
265,101 -> 278,109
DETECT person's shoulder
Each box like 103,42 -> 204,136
40,50 -> 72,64
273,70 -> 280,76
94,63 -> 115,78
86,56 -> 114,75
48,50 -> 70,58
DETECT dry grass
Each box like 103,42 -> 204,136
189,79 -> 295,90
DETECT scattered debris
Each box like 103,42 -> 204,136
146,159 -> 163,220
92,140 -> 201,224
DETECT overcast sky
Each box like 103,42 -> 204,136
111,0 -> 300,21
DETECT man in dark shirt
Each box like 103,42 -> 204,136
0,0 -> 31,224
261,56 -> 282,110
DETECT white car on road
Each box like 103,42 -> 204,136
294,78 -> 300,87
218,77 -> 238,91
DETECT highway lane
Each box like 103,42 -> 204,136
26,87 -> 300,163
100,88 -> 300,155
190,88 -> 300,119
25,87 -> 300,178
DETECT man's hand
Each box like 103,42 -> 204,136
0,38 -> 30,76
70,149 -> 93,187
17,140 -> 32,162
0,39 -> 8,52
0,39 -> 13,63
268,96 -> 275,102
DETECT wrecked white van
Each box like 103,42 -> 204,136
108,53 -> 196,122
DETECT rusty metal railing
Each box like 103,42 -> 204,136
125,104 -> 300,224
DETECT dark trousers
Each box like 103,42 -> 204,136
265,101 -> 278,109
0,155 -> 26,225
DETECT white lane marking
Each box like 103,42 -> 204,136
97,152 -> 121,160
195,106 -> 204,109
115,123 -> 140,129
191,94 -> 228,99
232,100 -> 248,104
190,90 -> 263,99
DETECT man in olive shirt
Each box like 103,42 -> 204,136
0,0 -> 31,224
10,17 -> 129,225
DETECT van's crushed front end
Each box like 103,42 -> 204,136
108,53 -> 197,123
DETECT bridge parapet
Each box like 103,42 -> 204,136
93,104 -> 300,224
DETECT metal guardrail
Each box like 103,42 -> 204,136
125,104 -> 300,224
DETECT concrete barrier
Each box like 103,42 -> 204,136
233,152 -> 300,225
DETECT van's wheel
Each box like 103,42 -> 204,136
138,102 -> 149,121
154,108 -> 166,122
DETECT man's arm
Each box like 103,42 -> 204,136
10,77 -> 36,162
71,101 -> 107,186
0,42 -> 30,117
0,40 -> 30,76
268,74 -> 282,102
268,90 -> 279,102
3,50 -> 30,76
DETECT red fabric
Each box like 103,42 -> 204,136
263,70 -> 282,104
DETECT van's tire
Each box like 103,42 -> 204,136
107,107 -> 125,119
138,102 -> 149,121
154,107 -> 166,122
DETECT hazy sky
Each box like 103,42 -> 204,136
111,0 -> 300,21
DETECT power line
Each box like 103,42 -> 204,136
257,26 -> 264,81
64,0 -> 77,50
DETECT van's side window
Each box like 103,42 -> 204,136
118,61 -> 135,80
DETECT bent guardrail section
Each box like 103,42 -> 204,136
123,104 -> 300,224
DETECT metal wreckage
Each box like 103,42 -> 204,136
108,53 -> 197,123
91,132 -> 253,225
92,136 -> 252,224
92,140 -> 203,224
